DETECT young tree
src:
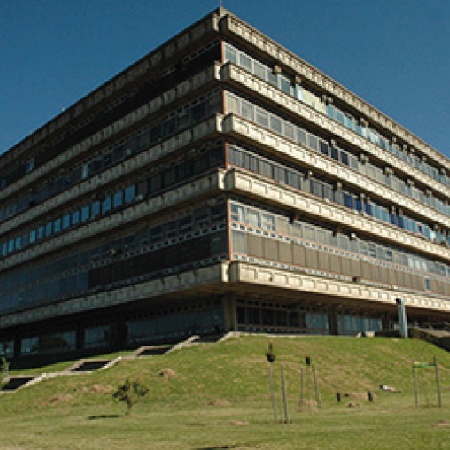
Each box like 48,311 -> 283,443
112,379 -> 149,415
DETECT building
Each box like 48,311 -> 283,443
1,8 -> 450,362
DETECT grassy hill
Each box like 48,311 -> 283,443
1,335 -> 450,449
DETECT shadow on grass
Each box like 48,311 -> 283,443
87,415 -> 121,420
195,445 -> 250,449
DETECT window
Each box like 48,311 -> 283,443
113,190 -> 123,209
45,221 -> 53,237
261,213 -> 275,231
256,108 -> 269,128
241,100 -> 254,121
102,195 -> 112,214
81,205 -> 90,223
91,201 -> 101,218
72,210 -> 80,225
125,185 -> 136,204
29,229 -> 36,244
247,208 -> 260,227
224,44 -> 237,64
53,217 -> 61,233
270,115 -> 282,134
37,225 -> 45,240
239,53 -> 252,72
230,203 -> 244,222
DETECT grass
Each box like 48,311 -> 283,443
1,335 -> 450,449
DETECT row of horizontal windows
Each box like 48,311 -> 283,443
0,143 -> 224,259
228,144 -> 450,247
224,42 -> 449,190
6,301 -> 224,356
228,89 -> 450,217
236,305 -> 382,334
0,89 -> 222,227
226,91 -> 450,227
0,201 -> 227,315
0,41 -> 221,192
229,199 -> 450,280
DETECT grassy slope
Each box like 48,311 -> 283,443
1,335 -> 450,449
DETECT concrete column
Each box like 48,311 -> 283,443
222,295 -> 237,331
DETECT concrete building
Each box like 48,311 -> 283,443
1,8 -> 450,361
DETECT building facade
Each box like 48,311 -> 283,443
1,8 -> 450,360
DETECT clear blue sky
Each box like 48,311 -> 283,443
1,0 -> 449,158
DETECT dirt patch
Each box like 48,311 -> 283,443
229,420 -> 248,426
299,399 -> 319,408
83,384 -> 113,394
207,399 -> 232,407
159,368 -> 176,379
346,402 -> 361,408
48,393 -> 73,404
433,420 -> 450,427
344,392 -> 376,400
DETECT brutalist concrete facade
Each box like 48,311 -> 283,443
1,8 -> 449,361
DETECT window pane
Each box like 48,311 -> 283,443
102,196 -> 112,213
125,185 -> 136,204
81,205 -> 90,223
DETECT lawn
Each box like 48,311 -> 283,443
1,335 -> 450,449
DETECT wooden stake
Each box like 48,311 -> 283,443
313,366 -> 321,408
268,366 -> 278,422
300,368 -> 305,406
281,364 -> 290,424
435,356 -> 442,408
413,363 -> 418,408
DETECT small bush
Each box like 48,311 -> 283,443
112,379 -> 149,415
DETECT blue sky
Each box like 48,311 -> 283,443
1,0 -> 448,158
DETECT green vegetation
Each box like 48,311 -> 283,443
112,378 -> 149,415
1,335 -> 450,449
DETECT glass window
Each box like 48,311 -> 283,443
270,115 -> 282,134
320,141 -> 329,156
230,203 -> 245,222
253,61 -> 266,80
125,185 -> 136,204
113,190 -> 124,209
102,195 -> 112,214
224,44 -> 237,64
284,122 -> 295,140
267,70 -> 278,87
297,128 -> 307,146
241,100 -> 254,121
81,205 -> 90,223
255,108 -> 269,128
308,135 -> 319,152
280,76 -> 291,94
29,229 -> 36,244
261,213 -> 275,231
37,225 -> 45,240
72,210 -> 80,225
45,222 -> 53,237
247,208 -> 260,227
8,238 -> 15,253
239,53 -> 252,72
91,201 -> 101,218
54,217 -> 61,233
225,93 -> 239,114
15,236 -> 22,250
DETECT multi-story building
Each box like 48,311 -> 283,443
1,8 -> 450,361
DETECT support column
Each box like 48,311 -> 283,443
222,294 -> 237,331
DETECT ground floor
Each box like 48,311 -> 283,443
0,282 -> 448,365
